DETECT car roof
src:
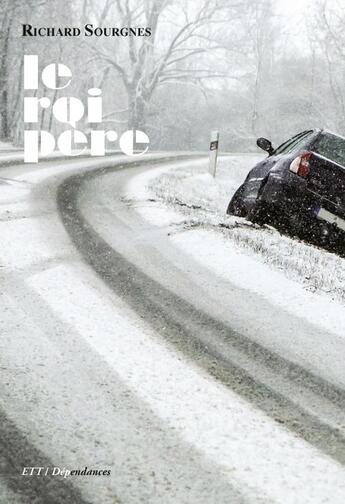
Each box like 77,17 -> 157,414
320,128 -> 345,141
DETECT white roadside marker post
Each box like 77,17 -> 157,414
209,130 -> 219,177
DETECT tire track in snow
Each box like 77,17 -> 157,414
0,409 -> 92,504
57,158 -> 345,467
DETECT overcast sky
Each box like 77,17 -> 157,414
275,0 -> 311,17
274,0 -> 312,52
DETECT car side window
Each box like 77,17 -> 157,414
273,135 -> 301,155
313,133 -> 345,167
273,131 -> 313,155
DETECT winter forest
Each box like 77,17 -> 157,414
1,0 -> 345,151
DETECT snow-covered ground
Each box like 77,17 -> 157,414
125,154 -> 345,307
80,156 -> 345,503
2,153 -> 345,503
0,140 -> 19,151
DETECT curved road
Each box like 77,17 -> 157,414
1,154 -> 345,503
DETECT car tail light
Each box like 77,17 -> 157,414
289,152 -> 312,177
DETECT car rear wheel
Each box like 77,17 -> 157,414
247,199 -> 270,225
246,178 -> 272,225
227,185 -> 246,217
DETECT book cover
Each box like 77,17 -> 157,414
0,0 -> 344,503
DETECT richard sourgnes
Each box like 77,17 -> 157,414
22,24 -> 151,37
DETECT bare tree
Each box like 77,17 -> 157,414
0,0 -> 16,139
308,0 -> 345,132
86,0 -> 230,130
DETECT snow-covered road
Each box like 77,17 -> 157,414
1,154 -> 345,503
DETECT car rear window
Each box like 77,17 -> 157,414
273,130 -> 313,155
313,133 -> 345,167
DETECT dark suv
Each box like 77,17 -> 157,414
227,129 -> 345,246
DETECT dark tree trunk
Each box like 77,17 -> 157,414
0,19 -> 11,139
128,86 -> 147,131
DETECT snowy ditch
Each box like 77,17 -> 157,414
125,154 -> 345,313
